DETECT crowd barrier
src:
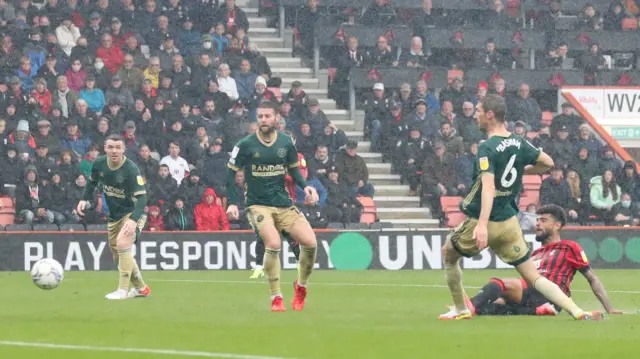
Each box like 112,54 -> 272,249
4,228 -> 640,271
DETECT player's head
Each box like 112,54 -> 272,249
104,134 -> 125,163
476,94 -> 506,131
535,204 -> 567,242
256,101 -> 280,136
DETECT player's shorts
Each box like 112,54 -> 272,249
516,278 -> 562,313
107,213 -> 147,251
448,215 -> 532,266
246,205 -> 308,233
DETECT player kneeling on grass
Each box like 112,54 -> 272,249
77,134 -> 151,300
439,95 -> 602,321
226,101 -> 319,312
468,204 -> 623,317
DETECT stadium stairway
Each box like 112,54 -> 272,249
243,0 -> 439,228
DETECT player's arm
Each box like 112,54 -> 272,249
286,140 -> 308,189
129,166 -> 148,222
78,160 -> 101,215
523,142 -> 554,175
581,268 -> 620,314
475,148 -> 495,249
226,142 -> 245,215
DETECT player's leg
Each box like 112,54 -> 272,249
250,235 -> 265,279
105,216 -> 137,299
247,206 -> 285,311
283,231 -> 301,276
492,217 -> 601,320
438,218 -> 478,320
128,216 -> 150,297
278,206 -> 316,311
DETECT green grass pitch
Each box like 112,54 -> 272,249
0,269 -> 638,359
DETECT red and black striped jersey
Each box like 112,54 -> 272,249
531,240 -> 590,297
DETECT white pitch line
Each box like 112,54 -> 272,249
150,279 -> 640,294
0,341 -> 302,359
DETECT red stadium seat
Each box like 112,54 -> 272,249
541,174 -> 550,181
360,212 -> 376,224
541,111 -> 554,125
446,211 -> 466,228
0,213 -> 15,227
622,17 -> 638,31
440,196 -> 463,213
523,175 -> 542,190
519,190 -> 540,207
268,87 -> 282,102
328,68 -> 337,85
526,131 -> 538,139
358,197 -> 374,208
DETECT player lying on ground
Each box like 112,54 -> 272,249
469,204 -> 622,316
77,134 -> 151,300
439,95 -> 603,321
226,101 -> 319,312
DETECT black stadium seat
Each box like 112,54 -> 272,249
5,224 -> 32,231
346,223 -> 369,230
86,224 -> 108,231
32,224 -> 60,232
369,222 -> 393,230
59,224 -> 86,232
327,222 -> 344,229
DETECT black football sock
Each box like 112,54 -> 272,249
255,236 -> 265,267
471,278 -> 505,312
477,304 -> 537,316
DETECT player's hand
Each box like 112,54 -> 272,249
76,200 -> 88,217
608,309 -> 624,314
121,219 -> 137,237
226,204 -> 239,220
304,186 -> 319,205
473,222 -> 488,250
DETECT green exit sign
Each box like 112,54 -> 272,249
611,127 -> 640,139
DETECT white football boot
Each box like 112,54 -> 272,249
105,289 -> 131,300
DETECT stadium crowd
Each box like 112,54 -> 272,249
0,0 -> 637,231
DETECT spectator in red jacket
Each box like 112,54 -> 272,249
146,205 -> 165,231
96,33 -> 124,74
194,187 -> 230,231
31,77 -> 52,114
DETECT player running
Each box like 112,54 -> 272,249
469,204 -> 623,317
439,95 -> 603,321
77,134 -> 151,300
226,101 -> 319,312
250,131 -> 305,280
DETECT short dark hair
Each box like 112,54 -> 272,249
258,101 -> 280,113
536,204 -> 567,227
105,134 -> 124,143
159,164 -> 169,170
169,141 -> 180,148
480,94 -> 506,122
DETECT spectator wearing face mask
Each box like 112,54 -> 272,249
88,57 -> 112,91
612,193 -> 638,226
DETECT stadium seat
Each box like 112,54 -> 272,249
5,224 -> 31,231
357,197 -> 374,208
346,222 -> 369,230
86,224 -> 108,231
440,196 -> 463,213
32,224 -> 60,231
523,175 -> 542,190
622,17 -> 638,31
541,111 -> 554,125
0,197 -> 14,210
446,212 -> 466,228
328,68 -> 336,85
268,87 -> 282,102
327,222 -> 344,229
229,223 -> 242,230
360,212 -> 376,224
519,190 -> 540,207
59,224 -> 86,232
0,213 -> 15,227
369,222 -> 393,230
526,131 -> 538,139
542,174 -> 550,181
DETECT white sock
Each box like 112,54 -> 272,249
255,265 -> 264,270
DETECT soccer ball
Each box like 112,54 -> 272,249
31,258 -> 64,290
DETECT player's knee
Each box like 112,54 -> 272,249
441,242 -> 456,264
115,239 -> 132,252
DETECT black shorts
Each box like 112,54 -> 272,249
517,278 -> 562,313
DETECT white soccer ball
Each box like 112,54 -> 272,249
31,258 -> 64,290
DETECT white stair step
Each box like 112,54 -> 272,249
261,47 -> 293,54
244,8 -> 259,13
357,141 -> 371,151
305,88 -> 328,95
251,37 -> 284,44
383,218 -> 440,228
369,173 -> 399,184
248,28 -> 279,37
281,77 -> 319,89
372,184 -> 410,195
359,152 -> 383,163
374,196 -> 419,207
267,58 -> 302,64
248,17 -> 267,25
332,120 -> 356,131
271,67 -> 312,74
344,131 -> 364,140
377,207 -> 430,219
